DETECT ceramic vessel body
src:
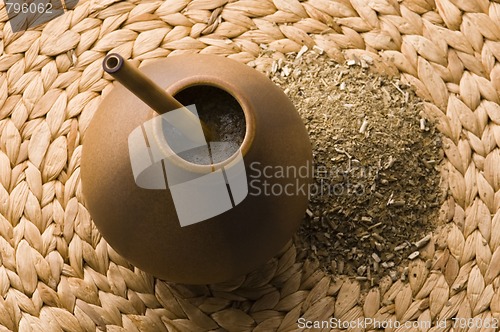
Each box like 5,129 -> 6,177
81,54 -> 312,284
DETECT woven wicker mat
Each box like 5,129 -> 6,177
1,0 -> 500,331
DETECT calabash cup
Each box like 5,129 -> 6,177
81,54 -> 313,284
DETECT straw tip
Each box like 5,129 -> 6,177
103,53 -> 124,73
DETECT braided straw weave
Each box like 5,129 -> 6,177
1,0 -> 500,330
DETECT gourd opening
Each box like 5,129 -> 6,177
162,84 -> 247,166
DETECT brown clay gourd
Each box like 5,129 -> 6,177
80,53 -> 312,284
